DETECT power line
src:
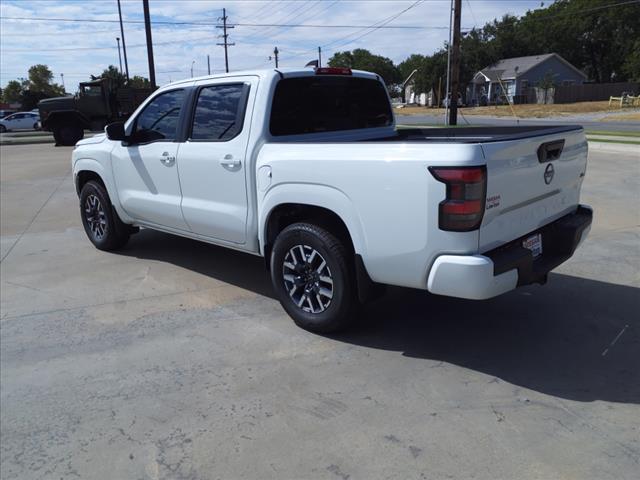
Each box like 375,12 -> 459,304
322,0 -> 427,51
0,15 -> 428,29
1,35 -> 217,53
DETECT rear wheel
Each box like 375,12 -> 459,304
79,181 -> 130,251
270,223 -> 357,333
0,125 -> 6,133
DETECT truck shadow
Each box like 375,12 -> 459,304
122,229 -> 640,404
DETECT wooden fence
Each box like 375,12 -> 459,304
552,82 -> 639,104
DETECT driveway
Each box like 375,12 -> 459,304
1,143 -> 639,479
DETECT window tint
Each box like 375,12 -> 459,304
270,76 -> 392,136
191,84 -> 246,141
134,89 -> 184,143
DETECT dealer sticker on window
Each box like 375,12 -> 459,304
523,233 -> 543,258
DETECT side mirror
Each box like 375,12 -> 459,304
105,121 -> 126,141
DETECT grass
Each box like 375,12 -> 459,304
395,101 -> 640,119
601,112 -> 640,122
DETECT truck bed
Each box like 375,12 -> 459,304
377,125 -> 583,144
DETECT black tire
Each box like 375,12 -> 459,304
56,124 -> 84,146
33,122 -> 40,131
79,180 -> 130,251
270,223 -> 357,333
0,125 -> 6,133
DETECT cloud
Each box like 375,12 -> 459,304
1,0 -> 547,89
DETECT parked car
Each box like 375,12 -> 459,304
71,67 -> 592,333
0,109 -> 17,119
0,111 -> 40,132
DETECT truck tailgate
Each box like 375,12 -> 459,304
479,127 -> 588,252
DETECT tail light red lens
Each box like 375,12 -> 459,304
429,166 -> 487,231
315,67 -> 352,75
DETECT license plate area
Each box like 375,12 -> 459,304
523,233 -> 543,258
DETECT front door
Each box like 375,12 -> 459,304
111,88 -> 190,231
177,78 -> 256,243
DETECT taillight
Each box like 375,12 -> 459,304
429,166 -> 487,231
315,67 -> 352,75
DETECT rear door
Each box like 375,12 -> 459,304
479,128 -> 588,251
176,77 -> 256,243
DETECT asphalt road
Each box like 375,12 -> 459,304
396,113 -> 640,132
1,143 -> 639,480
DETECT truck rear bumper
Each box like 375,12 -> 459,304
427,205 -> 593,300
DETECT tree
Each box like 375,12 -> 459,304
93,65 -> 126,90
26,64 -> 64,97
129,76 -> 152,88
91,67 -> 150,89
328,49 -> 401,88
622,39 -> 640,83
2,80 -> 22,103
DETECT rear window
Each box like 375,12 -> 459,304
269,76 -> 392,136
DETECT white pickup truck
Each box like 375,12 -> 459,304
72,67 -> 592,332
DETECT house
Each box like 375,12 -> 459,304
402,70 -> 437,107
468,53 -> 587,105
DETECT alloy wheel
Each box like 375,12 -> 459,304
282,244 -> 334,313
84,194 -> 107,240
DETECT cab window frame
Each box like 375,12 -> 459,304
186,82 -> 251,143
127,88 -> 187,145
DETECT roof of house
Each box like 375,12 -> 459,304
475,53 -> 587,82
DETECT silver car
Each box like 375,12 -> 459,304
0,111 -> 41,132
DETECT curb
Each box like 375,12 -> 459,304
587,141 -> 640,154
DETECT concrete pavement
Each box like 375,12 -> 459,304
1,143 -> 639,479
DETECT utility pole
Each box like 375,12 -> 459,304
318,46 -> 322,67
191,60 -> 195,78
448,0 -> 462,126
60,73 -> 65,92
216,8 -> 235,73
444,0 -> 453,125
207,54 -> 211,75
271,47 -> 279,68
117,0 -> 129,81
116,37 -> 123,74
142,0 -> 156,88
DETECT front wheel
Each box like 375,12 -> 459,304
270,223 -> 357,333
79,181 -> 130,251
54,124 -> 84,146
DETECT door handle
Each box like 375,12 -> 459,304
220,154 -> 241,168
160,151 -> 175,166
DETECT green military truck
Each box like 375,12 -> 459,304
38,78 -> 154,146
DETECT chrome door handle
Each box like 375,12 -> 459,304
160,151 -> 175,166
220,154 -> 241,168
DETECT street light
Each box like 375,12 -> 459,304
191,60 -> 196,78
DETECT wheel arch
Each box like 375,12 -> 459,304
44,110 -> 90,130
259,184 -> 366,259
73,159 -> 133,224
260,185 -> 381,302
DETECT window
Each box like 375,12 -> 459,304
521,80 -> 529,90
190,84 -> 248,141
82,85 -> 103,97
270,76 -> 392,136
562,80 -> 576,87
133,89 -> 185,143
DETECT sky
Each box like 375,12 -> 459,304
0,0 -> 550,90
